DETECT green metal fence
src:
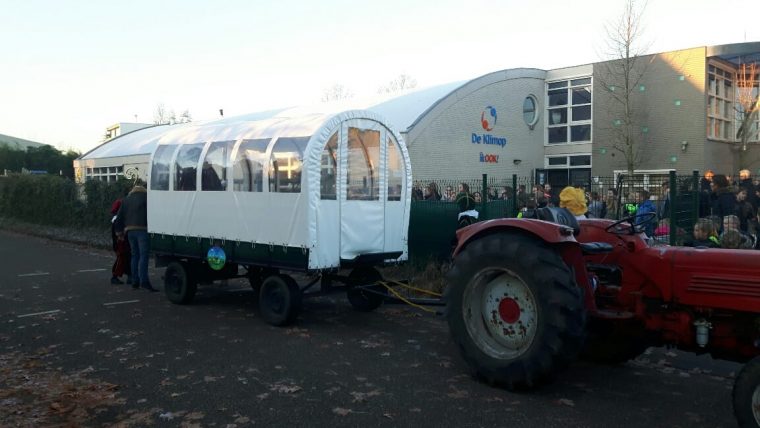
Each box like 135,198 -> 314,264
408,172 -> 702,263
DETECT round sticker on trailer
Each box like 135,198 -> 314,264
207,246 -> 226,270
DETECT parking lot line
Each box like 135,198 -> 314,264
77,268 -> 107,273
17,272 -> 50,277
103,300 -> 140,306
17,309 -> 61,318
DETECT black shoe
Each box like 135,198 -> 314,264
141,283 -> 159,292
132,282 -> 140,290
110,276 -> 123,285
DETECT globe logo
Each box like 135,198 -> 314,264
481,106 -> 497,131
207,246 -> 227,271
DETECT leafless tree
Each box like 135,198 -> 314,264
153,103 -> 170,125
377,74 -> 418,94
735,62 -> 760,167
179,109 -> 193,123
321,84 -> 354,102
154,104 -> 192,125
597,0 -> 652,177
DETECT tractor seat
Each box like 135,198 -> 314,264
578,242 -> 614,254
534,207 -> 613,255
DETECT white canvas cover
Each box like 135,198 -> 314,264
147,109 -> 411,270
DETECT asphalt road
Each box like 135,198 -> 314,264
0,230 -> 742,427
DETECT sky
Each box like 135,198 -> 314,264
1,0 -> 759,154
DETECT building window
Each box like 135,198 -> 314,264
547,156 -> 568,166
735,64 -> 760,144
546,77 -> 592,144
707,61 -> 735,141
523,95 -> 538,127
569,155 -> 591,166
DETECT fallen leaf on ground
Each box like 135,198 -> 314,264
333,407 -> 352,416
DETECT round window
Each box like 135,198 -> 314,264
523,95 -> 538,128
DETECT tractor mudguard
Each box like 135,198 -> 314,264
452,218 -> 578,258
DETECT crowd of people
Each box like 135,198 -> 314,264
415,168 -> 760,250
683,169 -> 760,249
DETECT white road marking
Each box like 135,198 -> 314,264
17,309 -> 61,318
18,272 -> 50,277
77,268 -> 107,273
103,300 -> 140,306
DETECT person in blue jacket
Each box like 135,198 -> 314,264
635,189 -> 657,237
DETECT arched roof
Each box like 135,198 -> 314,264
79,75 -> 531,161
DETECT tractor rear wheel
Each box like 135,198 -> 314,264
446,232 -> 586,389
733,355 -> 760,428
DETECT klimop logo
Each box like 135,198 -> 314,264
471,105 -> 507,149
480,106 -> 497,131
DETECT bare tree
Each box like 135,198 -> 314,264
154,103 -> 192,125
597,0 -> 652,177
179,109 -> 193,124
377,74 -> 418,94
321,84 -> 354,102
735,62 -> 760,167
153,103 -> 170,125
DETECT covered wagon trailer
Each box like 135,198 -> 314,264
147,109 -> 412,325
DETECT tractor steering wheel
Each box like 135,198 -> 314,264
604,212 -> 657,235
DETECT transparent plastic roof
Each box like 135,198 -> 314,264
78,81 -> 464,161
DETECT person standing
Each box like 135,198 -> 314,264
710,174 -> 737,230
604,188 -> 620,220
544,183 -> 558,207
455,182 -> 478,228
116,184 -> 157,292
587,191 -> 604,218
735,188 -> 756,234
110,196 -> 131,285
635,190 -> 658,237
739,169 -> 757,211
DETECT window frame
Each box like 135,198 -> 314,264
545,76 -> 593,146
523,94 -> 539,129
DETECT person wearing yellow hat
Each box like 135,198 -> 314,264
559,186 -> 587,220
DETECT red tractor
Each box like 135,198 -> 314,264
445,208 -> 760,427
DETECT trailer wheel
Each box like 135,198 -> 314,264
164,261 -> 197,304
259,274 -> 301,326
733,355 -> 760,428
346,267 -> 386,312
446,232 -> 586,389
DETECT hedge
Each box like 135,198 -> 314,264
0,174 -> 133,228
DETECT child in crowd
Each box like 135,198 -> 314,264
686,218 -> 720,248
720,229 -> 742,249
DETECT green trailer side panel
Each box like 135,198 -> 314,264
150,234 -> 309,271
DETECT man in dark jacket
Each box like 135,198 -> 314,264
116,184 -> 157,292
739,169 -> 757,210
710,174 -> 737,232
